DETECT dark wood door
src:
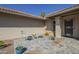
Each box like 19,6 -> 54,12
64,19 -> 73,37
53,21 -> 56,36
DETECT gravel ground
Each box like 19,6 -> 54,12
14,37 -> 79,54
0,40 -> 14,54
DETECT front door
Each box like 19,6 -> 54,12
64,19 -> 73,37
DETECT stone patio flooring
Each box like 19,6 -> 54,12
1,37 -> 79,54
23,37 -> 79,54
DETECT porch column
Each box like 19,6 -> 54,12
55,17 -> 62,38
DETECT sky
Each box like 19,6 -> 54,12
0,4 -> 74,16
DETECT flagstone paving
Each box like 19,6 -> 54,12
14,37 -> 79,54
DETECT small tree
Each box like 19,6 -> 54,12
40,12 -> 46,17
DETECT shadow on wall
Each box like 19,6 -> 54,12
0,12 -> 45,27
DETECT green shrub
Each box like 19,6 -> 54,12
16,46 -> 24,50
0,41 -> 5,46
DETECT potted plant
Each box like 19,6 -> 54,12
44,32 -> 49,36
26,36 -> 33,40
15,46 -> 27,54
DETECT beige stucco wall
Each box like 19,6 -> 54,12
0,13 -> 45,40
45,19 -> 53,31
74,15 -> 79,38
45,18 -> 56,35
55,17 -> 62,38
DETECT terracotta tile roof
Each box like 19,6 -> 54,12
0,7 -> 45,20
47,5 -> 79,18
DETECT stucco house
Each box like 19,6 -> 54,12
0,7 -> 45,40
46,5 -> 79,39
0,5 -> 79,40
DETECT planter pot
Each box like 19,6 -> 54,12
16,48 -> 27,54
